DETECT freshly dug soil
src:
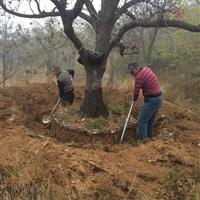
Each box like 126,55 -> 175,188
0,82 -> 200,200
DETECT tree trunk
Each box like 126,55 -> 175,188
146,28 -> 159,64
80,66 -> 109,117
2,19 -> 7,88
46,52 -> 53,77
106,53 -> 115,88
2,53 -> 6,88
107,64 -> 115,88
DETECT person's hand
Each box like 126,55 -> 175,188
132,95 -> 136,102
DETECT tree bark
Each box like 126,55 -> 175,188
2,53 -> 6,88
106,51 -> 116,88
106,63 -> 115,88
2,17 -> 7,88
80,66 -> 108,117
145,28 -> 159,63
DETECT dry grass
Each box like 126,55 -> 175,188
165,168 -> 200,200
111,73 -> 200,114
161,73 -> 200,114
0,163 -> 80,200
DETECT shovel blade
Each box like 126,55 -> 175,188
42,115 -> 51,124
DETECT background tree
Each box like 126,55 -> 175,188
0,9 -> 32,86
0,10 -> 16,87
0,0 -> 200,117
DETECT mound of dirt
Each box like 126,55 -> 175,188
1,82 -> 58,121
0,82 -> 200,200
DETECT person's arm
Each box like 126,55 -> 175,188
57,80 -> 64,97
133,78 -> 143,101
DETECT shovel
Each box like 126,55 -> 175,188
120,101 -> 134,143
42,98 -> 61,124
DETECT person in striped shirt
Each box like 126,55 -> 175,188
128,62 -> 163,141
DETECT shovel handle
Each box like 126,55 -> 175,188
120,101 -> 134,143
48,98 -> 61,118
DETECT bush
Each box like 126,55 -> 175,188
110,103 -> 125,115
165,168 -> 200,200
183,77 -> 200,104
84,117 -> 109,130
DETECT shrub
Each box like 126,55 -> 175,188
110,103 -> 125,115
165,168 -> 200,200
84,117 -> 109,130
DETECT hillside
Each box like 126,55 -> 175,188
0,82 -> 200,200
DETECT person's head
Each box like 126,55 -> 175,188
128,62 -> 140,76
52,65 -> 61,76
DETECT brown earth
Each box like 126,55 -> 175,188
0,82 -> 200,200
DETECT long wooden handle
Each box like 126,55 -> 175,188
120,101 -> 134,143
48,98 -> 61,118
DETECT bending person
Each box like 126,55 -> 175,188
52,65 -> 74,106
128,62 -> 163,141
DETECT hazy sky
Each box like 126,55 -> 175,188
11,0 -> 101,12
5,0 -> 101,28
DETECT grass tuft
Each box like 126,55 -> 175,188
110,103 -> 125,115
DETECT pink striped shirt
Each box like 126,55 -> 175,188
133,67 -> 161,101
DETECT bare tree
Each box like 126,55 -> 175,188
0,11 -> 22,87
0,10 -> 32,86
134,27 -> 159,63
0,11 -> 9,87
1,0 -> 199,116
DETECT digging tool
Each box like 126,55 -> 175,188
120,101 -> 134,143
42,98 -> 61,124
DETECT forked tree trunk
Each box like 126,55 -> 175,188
61,9 -> 113,117
80,66 -> 109,117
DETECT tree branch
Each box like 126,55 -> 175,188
72,0 -> 86,19
85,0 -> 98,21
0,0 -> 93,25
0,1 -> 60,18
100,0 -> 120,29
53,0 -> 88,64
116,0 -> 145,20
50,0 -> 62,10
125,10 -> 136,20
79,12 -> 95,26
34,0 -> 42,13
0,65 -> 24,85
115,42 -> 139,56
50,0 -> 68,16
108,19 -> 200,53
29,0 -> 35,14
147,1 -> 172,15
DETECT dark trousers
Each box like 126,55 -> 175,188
138,95 -> 163,140
61,90 -> 74,106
